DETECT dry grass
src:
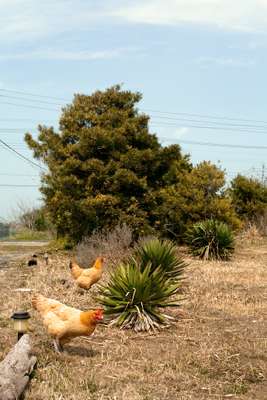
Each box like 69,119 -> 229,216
76,224 -> 133,268
0,240 -> 266,400
236,223 -> 265,246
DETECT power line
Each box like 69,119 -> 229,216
0,144 -> 29,147
143,108 -> 267,125
150,115 -> 267,131
0,120 -> 266,137
0,128 -> 37,132
150,122 -> 267,134
0,173 -> 39,177
0,101 -> 59,112
0,184 -> 39,187
0,88 -> 69,102
178,139 -> 267,150
0,139 -> 46,171
4,136 -> 267,152
2,87 -> 267,127
0,94 -> 63,107
0,118 -> 55,121
1,89 -> 267,136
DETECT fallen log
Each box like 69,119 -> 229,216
0,334 -> 37,400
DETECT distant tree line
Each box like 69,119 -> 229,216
0,222 -> 9,238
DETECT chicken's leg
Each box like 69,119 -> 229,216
53,339 -> 63,353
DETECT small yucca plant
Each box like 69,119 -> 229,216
186,219 -> 234,261
133,238 -> 186,280
98,261 -> 182,332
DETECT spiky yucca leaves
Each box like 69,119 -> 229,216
186,219 -> 235,261
98,260 -> 183,332
133,238 -> 186,280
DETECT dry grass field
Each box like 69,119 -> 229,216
0,239 -> 266,400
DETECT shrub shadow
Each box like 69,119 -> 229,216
64,344 -> 99,357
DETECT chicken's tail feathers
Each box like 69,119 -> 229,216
69,260 -> 82,279
32,293 -> 44,310
92,256 -> 105,270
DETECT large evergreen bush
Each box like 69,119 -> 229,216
25,85 -> 191,244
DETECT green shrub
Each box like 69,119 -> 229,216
98,262 -> 181,331
186,219 -> 234,261
153,161 -> 241,241
229,175 -> 267,221
133,238 -> 186,280
98,238 -> 186,331
25,85 -> 191,244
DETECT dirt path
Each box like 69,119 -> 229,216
0,241 -> 49,268
0,241 -> 49,247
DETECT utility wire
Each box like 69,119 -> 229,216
0,94 -> 63,107
3,123 -> 267,135
0,117 -> 55,121
2,87 -> 267,127
1,91 -> 267,137
0,173 -> 39,177
150,115 -> 267,130
0,139 -> 46,171
143,108 -> 267,125
178,139 -> 267,150
0,128 -> 37,132
0,122 -> 267,137
4,137 -> 267,152
150,122 -> 267,134
0,184 -> 39,187
0,101 -> 60,112
0,88 -> 69,102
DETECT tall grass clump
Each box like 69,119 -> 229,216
98,238 -> 186,332
186,219 -> 235,261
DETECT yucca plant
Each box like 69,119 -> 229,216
98,260 -> 182,332
186,219 -> 235,261
133,238 -> 186,280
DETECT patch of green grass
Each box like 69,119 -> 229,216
7,229 -> 53,241
223,382 -> 248,395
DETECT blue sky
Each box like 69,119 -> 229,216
0,0 -> 267,219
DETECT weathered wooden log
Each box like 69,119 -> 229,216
0,334 -> 37,400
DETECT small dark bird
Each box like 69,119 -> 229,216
28,254 -> 37,267
44,252 -> 49,265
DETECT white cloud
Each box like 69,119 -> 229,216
0,47 -> 134,61
0,0 -> 107,42
112,0 -> 267,33
155,126 -> 189,145
196,56 -> 256,68
1,0 -> 267,46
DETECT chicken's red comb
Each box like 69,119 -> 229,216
94,309 -> 104,318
